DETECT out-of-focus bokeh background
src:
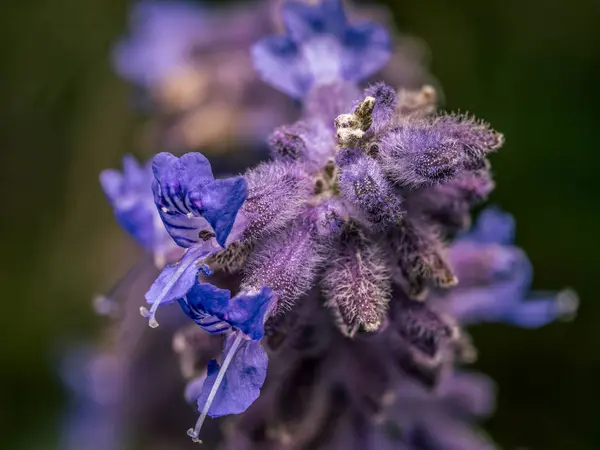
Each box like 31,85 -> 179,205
1,0 -> 598,448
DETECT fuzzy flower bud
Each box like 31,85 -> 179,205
241,161 -> 313,243
268,120 -> 336,173
338,152 -> 403,230
323,224 -> 391,336
406,169 -> 494,234
434,114 -> 504,167
363,82 -> 397,136
388,219 -> 457,299
241,217 -> 324,312
378,122 -> 465,187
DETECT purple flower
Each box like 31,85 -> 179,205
60,350 -> 124,450
393,371 -> 496,450
143,152 -> 248,327
177,283 -> 272,442
252,0 -> 391,98
437,207 -> 579,328
188,333 -> 268,443
198,336 -> 268,417
112,0 -> 208,88
179,282 -> 274,341
100,155 -> 174,260
98,155 -> 180,315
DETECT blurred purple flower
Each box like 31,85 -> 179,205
252,0 -> 391,98
113,0 -> 295,151
60,350 -> 124,450
100,154 -> 175,261
435,207 -> 578,328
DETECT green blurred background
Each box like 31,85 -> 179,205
1,0 -> 598,448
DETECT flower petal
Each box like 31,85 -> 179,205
462,207 -> 515,245
341,22 -> 391,82
178,282 -> 232,335
282,0 -> 346,43
144,244 -> 219,326
251,35 -> 313,99
151,152 -> 248,248
194,176 -> 248,247
197,336 -> 268,418
100,155 -> 172,254
500,290 -> 579,328
204,287 -> 274,341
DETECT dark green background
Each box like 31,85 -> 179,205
1,0 -> 598,448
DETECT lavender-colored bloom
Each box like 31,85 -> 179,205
252,0 -> 391,98
436,207 -> 578,328
143,152 -> 248,327
152,152 -> 247,247
60,350 -> 123,450
113,1 -> 207,87
393,371 -> 496,450
100,155 -> 173,259
197,335 -> 268,418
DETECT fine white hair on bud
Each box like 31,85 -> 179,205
323,223 -> 391,337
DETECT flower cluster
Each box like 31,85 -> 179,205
112,0 -> 435,154
113,0 -> 295,151
87,0 -> 578,448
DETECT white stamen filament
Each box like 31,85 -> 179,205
187,332 -> 245,444
140,252 -> 190,327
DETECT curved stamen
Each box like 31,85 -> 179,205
187,332 -> 244,444
140,256 -> 190,328
93,257 -> 152,316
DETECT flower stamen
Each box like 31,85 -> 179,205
187,332 -> 245,443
